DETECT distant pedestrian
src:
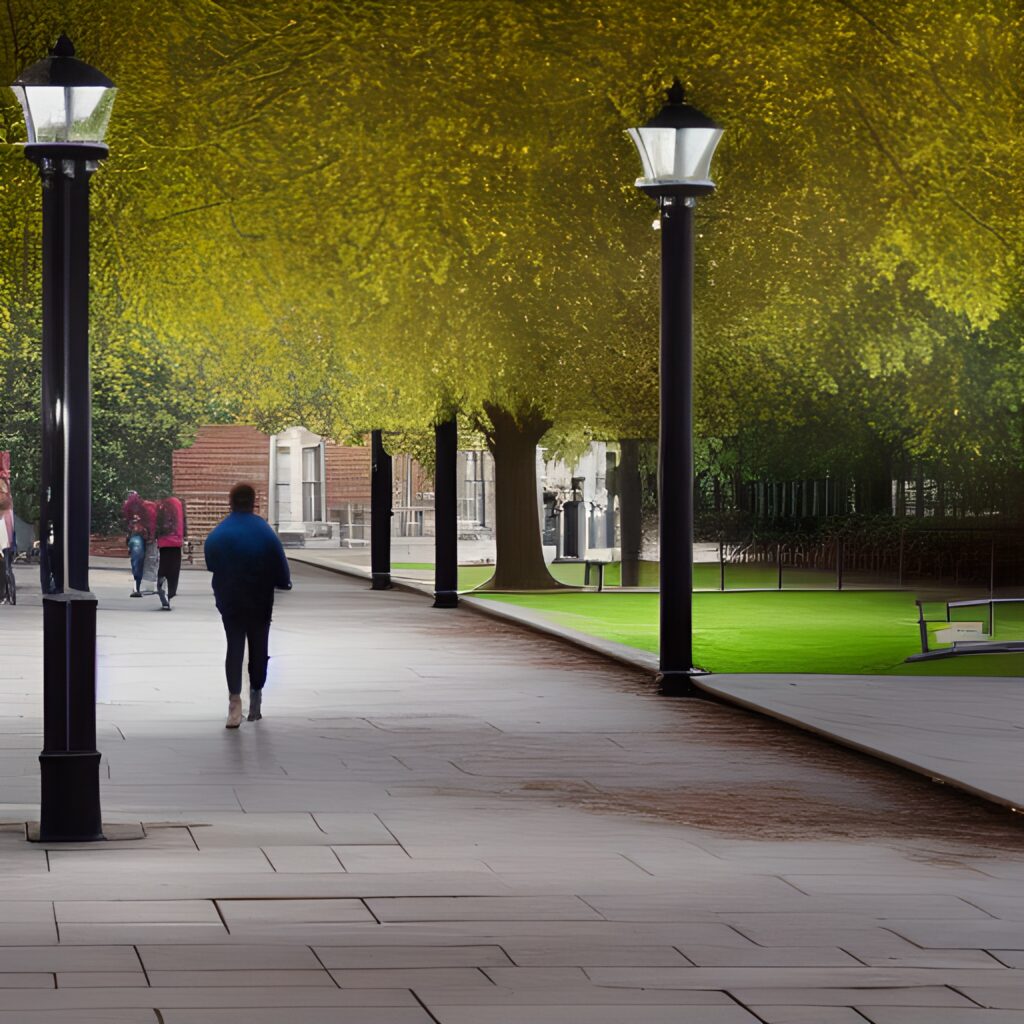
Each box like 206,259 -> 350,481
141,499 -> 159,592
0,492 -> 14,606
122,491 -> 150,597
156,496 -> 186,610
204,483 -> 291,728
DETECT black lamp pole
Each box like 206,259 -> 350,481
33,141 -> 107,841
370,429 -> 393,590
13,36 -> 114,840
433,417 -> 459,608
656,195 -> 698,695
628,80 -> 722,697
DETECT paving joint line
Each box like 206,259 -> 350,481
133,944 -> 152,987
618,852 -> 656,877
374,813 -> 411,855
409,988 -> 444,1024
212,899 -> 231,935
951,983 -> 988,1008
309,944 -> 342,988
724,990 -> 770,1023
360,898 -> 382,924
670,945 -> 699,966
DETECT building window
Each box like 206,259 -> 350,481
459,450 -> 487,527
276,447 -> 291,525
302,446 -> 323,522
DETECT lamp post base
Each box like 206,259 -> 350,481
433,590 -> 459,609
371,573 -> 393,591
38,750 -> 103,842
656,669 -> 709,698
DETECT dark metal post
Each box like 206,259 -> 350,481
40,593 -> 102,840
656,197 -> 698,695
618,439 -> 641,588
369,430 -> 392,590
38,154 -> 65,596
433,417 -> 459,608
777,542 -> 783,590
27,142 -> 107,841
898,526 -> 905,587
837,538 -> 844,591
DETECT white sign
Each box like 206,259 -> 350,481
934,622 -> 987,645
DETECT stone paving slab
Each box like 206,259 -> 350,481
0,561 -> 1023,1018
697,673 -> 1024,810
292,548 -> 1024,818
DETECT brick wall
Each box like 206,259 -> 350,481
172,425 -> 270,542
325,444 -> 371,516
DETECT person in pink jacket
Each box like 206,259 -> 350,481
156,496 -> 186,610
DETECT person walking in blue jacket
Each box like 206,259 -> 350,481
204,483 -> 291,728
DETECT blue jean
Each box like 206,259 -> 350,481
128,534 -> 145,584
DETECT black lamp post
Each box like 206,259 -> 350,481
12,35 -> 115,839
627,80 -> 722,696
433,417 -> 459,608
370,430 -> 393,590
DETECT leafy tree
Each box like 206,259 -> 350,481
0,0 -> 1019,585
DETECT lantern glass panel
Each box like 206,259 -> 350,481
11,83 -> 115,143
630,125 -> 722,185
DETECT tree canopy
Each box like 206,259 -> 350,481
0,0 -> 1019,539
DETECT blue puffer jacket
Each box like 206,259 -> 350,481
204,511 -> 291,615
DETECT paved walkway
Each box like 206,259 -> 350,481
0,561 -> 1022,1021
289,550 -> 1024,814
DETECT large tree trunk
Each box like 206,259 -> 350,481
479,403 -> 562,591
618,438 -> 642,587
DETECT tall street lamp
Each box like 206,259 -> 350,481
12,35 -> 115,839
627,79 -> 722,696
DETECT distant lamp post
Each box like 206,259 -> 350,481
12,35 -> 115,840
433,417 -> 459,608
370,430 -> 393,590
627,79 -> 722,696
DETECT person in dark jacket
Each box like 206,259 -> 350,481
204,483 -> 291,728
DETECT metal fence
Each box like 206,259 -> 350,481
695,527 -> 1024,594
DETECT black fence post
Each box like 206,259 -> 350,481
898,527 -> 905,588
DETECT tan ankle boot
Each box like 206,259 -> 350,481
225,694 -> 242,729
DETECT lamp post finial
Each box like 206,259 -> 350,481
667,78 -> 686,104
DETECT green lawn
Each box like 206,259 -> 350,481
475,590 -> 1024,676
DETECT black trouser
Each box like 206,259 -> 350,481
0,549 -> 12,603
158,546 -> 182,598
221,610 -> 272,696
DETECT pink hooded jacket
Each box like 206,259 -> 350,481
156,497 -> 185,548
